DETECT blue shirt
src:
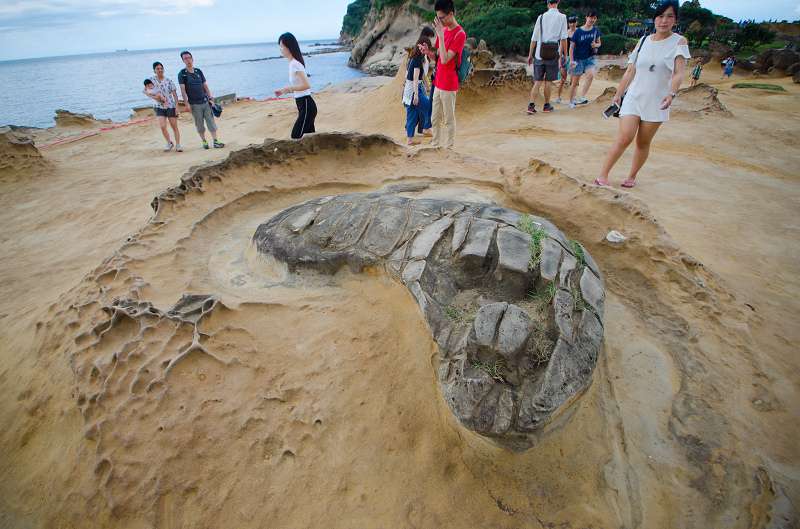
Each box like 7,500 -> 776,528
571,27 -> 600,61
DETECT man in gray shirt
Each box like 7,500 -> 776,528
178,51 -> 225,149
526,0 -> 568,114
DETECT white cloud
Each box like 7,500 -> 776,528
0,0 -> 216,22
794,3 -> 800,15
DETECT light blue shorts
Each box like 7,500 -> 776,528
569,56 -> 596,75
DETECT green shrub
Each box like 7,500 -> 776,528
597,25 -> 612,35
462,6 -> 538,55
685,27 -> 710,48
710,23 -> 777,51
342,0 -> 371,38
408,4 -> 435,22
374,0 -> 405,13
679,4 -> 717,28
600,33 -> 632,55
735,23 -> 777,51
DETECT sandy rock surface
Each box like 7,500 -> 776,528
1,61 -> 799,528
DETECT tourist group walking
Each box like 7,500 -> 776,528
140,0 -> 691,189
141,31 -> 318,152
522,0 -> 690,188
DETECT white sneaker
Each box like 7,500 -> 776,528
164,141 -> 174,152
577,97 -> 589,105
175,144 -> 182,152
556,97 -> 562,104
568,102 -> 576,109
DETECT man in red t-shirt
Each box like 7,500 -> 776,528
430,0 -> 465,149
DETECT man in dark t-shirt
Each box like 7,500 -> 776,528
178,51 -> 224,149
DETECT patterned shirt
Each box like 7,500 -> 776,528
149,77 -> 177,109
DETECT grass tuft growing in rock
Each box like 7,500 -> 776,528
444,305 -> 478,326
571,284 -> 587,311
528,321 -> 552,365
471,359 -> 505,381
569,239 -> 587,270
527,282 -> 556,310
517,214 -> 549,266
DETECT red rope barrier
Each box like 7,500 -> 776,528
38,116 -> 157,148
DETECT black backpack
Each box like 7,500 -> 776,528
178,67 -> 203,87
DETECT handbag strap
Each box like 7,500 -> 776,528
537,15 -> 542,45
621,36 -> 646,94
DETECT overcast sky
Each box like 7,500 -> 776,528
1,0 -> 798,62
0,0 -> 355,61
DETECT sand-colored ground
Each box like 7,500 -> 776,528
0,59 -> 798,528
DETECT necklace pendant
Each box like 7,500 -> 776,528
649,64 -> 655,72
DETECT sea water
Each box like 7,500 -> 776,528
0,41 -> 366,129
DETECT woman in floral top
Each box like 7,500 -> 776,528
143,61 -> 182,152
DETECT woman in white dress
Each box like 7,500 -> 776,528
596,0 -> 689,188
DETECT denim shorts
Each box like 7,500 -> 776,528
569,56 -> 596,75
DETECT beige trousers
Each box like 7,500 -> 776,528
431,88 -> 457,149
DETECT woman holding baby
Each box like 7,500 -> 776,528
143,61 -> 182,152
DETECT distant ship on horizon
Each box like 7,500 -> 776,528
115,49 -> 128,52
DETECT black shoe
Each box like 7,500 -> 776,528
526,103 -> 537,114
542,103 -> 554,113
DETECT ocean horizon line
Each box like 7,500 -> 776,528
1,42 -> 364,129
0,38 -> 343,64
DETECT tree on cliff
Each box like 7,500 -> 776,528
342,0 -> 372,39
340,0 -> 743,56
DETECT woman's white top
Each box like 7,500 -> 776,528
619,32 -> 690,122
289,59 -> 311,98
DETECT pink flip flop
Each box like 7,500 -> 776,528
621,180 -> 636,188
595,179 -> 613,187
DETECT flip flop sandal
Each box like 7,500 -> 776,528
621,180 -> 636,188
595,179 -> 612,187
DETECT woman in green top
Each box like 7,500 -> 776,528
690,61 -> 703,87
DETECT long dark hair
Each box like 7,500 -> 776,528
409,36 -> 431,61
279,32 -> 305,67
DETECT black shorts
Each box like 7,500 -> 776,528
155,107 -> 178,118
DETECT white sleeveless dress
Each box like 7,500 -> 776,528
619,32 -> 691,122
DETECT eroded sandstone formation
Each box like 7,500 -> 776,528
253,193 -> 605,452
0,129 -> 47,178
